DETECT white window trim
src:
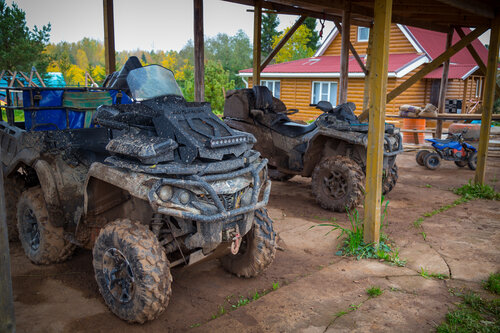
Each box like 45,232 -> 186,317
260,80 -> 281,98
311,81 -> 338,106
357,27 -> 369,42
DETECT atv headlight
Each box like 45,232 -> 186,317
158,186 -> 173,201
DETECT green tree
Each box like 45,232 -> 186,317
204,60 -> 235,113
261,13 -> 280,57
272,25 -> 315,63
303,17 -> 319,51
0,0 -> 51,72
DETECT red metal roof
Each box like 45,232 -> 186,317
405,27 -> 488,65
240,53 -> 422,74
424,64 -> 478,79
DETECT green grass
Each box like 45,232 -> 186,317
413,197 -> 469,228
312,197 -> 406,267
453,180 -> 500,200
483,273 -> 500,295
419,267 -> 449,280
436,292 -> 500,333
366,286 -> 383,298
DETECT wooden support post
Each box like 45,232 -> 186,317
456,27 -> 500,97
103,0 -> 116,75
363,0 -> 392,245
261,16 -> 306,70
385,26 -> 487,103
333,20 -> 368,75
0,149 -> 16,333
253,0 -> 262,86
474,16 -> 500,185
435,28 -> 453,139
194,0 -> 205,102
339,2 -> 351,104
360,23 -> 374,121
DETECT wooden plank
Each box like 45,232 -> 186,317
360,23 -> 374,121
363,0 -> 392,245
386,26 -> 487,103
18,71 -> 38,87
34,69 -> 46,88
475,15 -> 500,185
261,16 -> 306,70
194,0 -> 205,102
103,0 -> 116,75
0,140 -> 15,333
339,2 -> 351,104
253,0 -> 263,86
456,27 -> 500,97
435,28 -> 453,138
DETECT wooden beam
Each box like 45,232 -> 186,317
339,2 -> 351,104
435,28 -> 453,139
194,0 -> 205,102
333,19 -> 368,75
0,150 -> 16,333
386,26 -> 488,103
261,16 -> 306,70
363,0 -> 392,245
33,69 -> 46,87
456,27 -> 500,97
474,16 -> 500,185
360,23 -> 374,121
103,0 -> 116,75
434,0 -> 495,19
253,0 -> 262,86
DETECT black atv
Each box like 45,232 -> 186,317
224,86 -> 403,212
1,57 -> 275,323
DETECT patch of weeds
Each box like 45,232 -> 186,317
420,267 -> 448,280
232,296 -> 250,310
420,231 -> 426,240
420,267 -> 430,279
413,197 -> 469,229
335,310 -> 348,318
436,292 -> 500,332
367,286 -> 383,298
453,180 -> 500,200
483,273 -> 500,295
272,281 -> 280,291
425,184 -> 432,188
211,305 -> 226,319
413,217 -> 424,228
313,197 -> 406,266
190,323 -> 201,328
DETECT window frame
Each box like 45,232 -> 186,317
311,81 -> 338,106
357,26 -> 370,42
260,80 -> 281,99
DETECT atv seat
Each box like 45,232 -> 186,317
427,138 -> 452,144
272,121 -> 317,138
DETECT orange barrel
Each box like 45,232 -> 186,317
402,118 -> 426,144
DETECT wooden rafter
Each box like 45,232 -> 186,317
332,19 -> 368,75
434,0 -> 495,19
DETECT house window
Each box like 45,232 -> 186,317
311,81 -> 338,106
260,80 -> 280,98
358,27 -> 370,42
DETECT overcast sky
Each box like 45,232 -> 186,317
10,0 -> 335,51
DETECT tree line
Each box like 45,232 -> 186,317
1,1 -> 320,112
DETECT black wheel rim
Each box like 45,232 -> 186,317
322,170 -> 347,199
103,248 -> 135,304
428,157 -> 439,168
23,208 -> 40,251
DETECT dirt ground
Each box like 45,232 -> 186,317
9,152 -> 500,332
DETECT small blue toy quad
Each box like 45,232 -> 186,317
416,131 -> 477,170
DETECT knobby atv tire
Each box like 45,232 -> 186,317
416,150 -> 430,166
454,160 -> 467,168
468,152 -> 477,170
382,164 -> 398,195
424,152 -> 441,170
4,176 -> 24,241
93,219 -> 172,323
16,187 -> 75,264
220,208 -> 276,278
268,167 -> 294,181
311,156 -> 365,212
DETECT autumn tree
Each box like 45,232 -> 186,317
303,17 -> 320,51
272,25 -> 315,63
0,0 -> 51,72
261,13 -> 280,57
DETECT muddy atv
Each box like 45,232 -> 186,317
0,57 -> 275,323
224,86 -> 402,212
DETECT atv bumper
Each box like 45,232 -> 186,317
148,159 -> 271,223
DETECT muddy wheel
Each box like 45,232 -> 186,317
382,164 -> 398,195
268,167 -> 294,181
4,176 -> 24,241
311,156 -> 365,212
416,150 -> 431,166
468,152 -> 477,170
454,160 -> 467,168
93,219 -> 172,323
220,208 -> 276,278
17,187 -> 75,264
424,152 -> 441,170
